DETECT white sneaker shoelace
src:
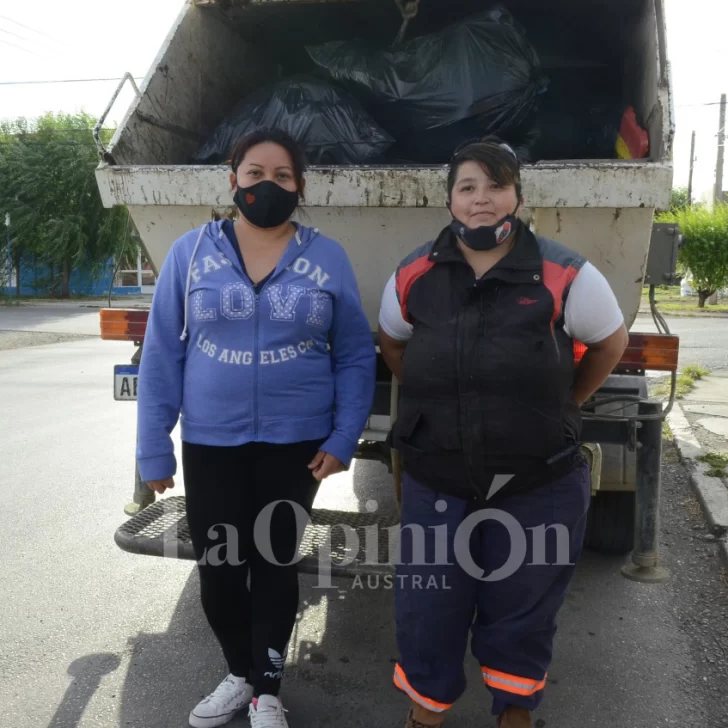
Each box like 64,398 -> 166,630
248,696 -> 289,728
204,675 -> 248,707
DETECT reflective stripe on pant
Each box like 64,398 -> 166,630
393,462 -> 591,716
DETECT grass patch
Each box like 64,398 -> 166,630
697,452 -> 728,478
1,294 -> 20,307
683,364 -> 711,380
652,303 -> 728,314
662,420 -> 673,439
642,287 -> 728,313
653,364 -> 710,398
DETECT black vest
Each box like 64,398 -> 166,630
389,224 -> 586,501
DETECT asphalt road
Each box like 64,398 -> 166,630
2,306 -> 728,727
0,303 -> 103,335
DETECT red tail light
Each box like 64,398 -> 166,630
100,309 -> 149,342
574,333 -> 679,372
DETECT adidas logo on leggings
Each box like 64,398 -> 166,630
264,646 -> 288,679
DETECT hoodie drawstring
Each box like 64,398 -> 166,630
179,223 -> 208,342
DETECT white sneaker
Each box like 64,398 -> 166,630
189,674 -> 254,728
248,694 -> 289,728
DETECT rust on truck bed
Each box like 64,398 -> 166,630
96,161 -> 673,211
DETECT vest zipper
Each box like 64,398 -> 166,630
479,285 -> 499,337
550,322 -> 561,361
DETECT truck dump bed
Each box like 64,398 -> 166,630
96,0 -> 674,328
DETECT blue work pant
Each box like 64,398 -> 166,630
393,462 -> 591,716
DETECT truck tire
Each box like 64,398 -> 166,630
584,491 -> 635,555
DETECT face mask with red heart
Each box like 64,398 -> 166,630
233,180 -> 299,229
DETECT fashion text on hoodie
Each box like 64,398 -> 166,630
135,221 -> 377,483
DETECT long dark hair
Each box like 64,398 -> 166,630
447,136 -> 522,203
230,128 -> 307,200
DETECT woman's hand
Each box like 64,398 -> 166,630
573,325 -> 630,406
308,452 -> 345,481
146,477 -> 175,494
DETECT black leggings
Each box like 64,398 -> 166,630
182,439 -> 323,697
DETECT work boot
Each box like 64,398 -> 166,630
405,703 -> 445,727
497,706 -> 532,728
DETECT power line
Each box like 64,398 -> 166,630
0,25 -> 43,47
0,76 -> 143,86
0,14 -> 70,47
3,128 -> 106,133
0,129 -> 117,140
677,101 -> 725,108
0,20 -> 105,65
0,38 -> 44,57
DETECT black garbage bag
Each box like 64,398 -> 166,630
386,109 -> 540,164
192,76 -> 394,165
521,67 -> 624,162
305,6 -> 547,162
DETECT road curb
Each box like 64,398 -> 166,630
637,309 -> 728,319
2,298 -> 152,309
666,401 -> 728,570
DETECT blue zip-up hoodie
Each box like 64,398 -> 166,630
136,220 -> 377,483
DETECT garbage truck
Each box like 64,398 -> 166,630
95,0 -> 681,583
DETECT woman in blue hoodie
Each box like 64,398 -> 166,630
136,129 -> 376,728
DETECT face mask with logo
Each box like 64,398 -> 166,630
449,209 -> 520,252
233,179 -> 299,229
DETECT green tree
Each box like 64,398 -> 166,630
670,186 -> 690,213
0,113 -> 133,297
0,122 -> 27,296
657,203 -> 728,307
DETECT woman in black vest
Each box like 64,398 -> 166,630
378,138 -> 629,728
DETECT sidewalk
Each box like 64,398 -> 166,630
3,295 -> 152,309
666,371 -> 728,567
680,372 -> 728,458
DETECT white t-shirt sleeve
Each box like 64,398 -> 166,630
563,262 -> 625,344
378,272 -> 414,341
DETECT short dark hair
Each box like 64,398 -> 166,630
447,136 -> 522,202
230,128 -> 307,199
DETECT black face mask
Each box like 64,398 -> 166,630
233,180 -> 299,229
450,209 -> 519,252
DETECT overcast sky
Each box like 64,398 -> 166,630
0,0 -> 724,199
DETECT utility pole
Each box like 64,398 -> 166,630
715,93 -> 726,205
688,130 -> 696,205
4,213 -> 10,293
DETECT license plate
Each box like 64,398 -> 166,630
114,365 -> 139,401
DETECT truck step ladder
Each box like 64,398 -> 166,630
115,496 -> 400,578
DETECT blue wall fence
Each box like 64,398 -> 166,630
1,252 -> 141,297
